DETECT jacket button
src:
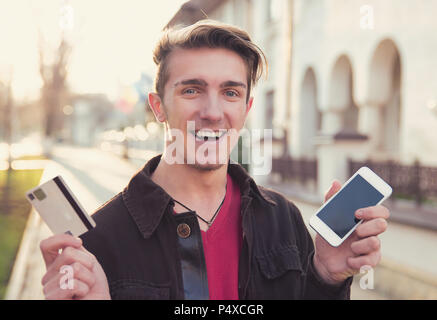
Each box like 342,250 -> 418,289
177,223 -> 191,238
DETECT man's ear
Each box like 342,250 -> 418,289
245,97 -> 254,116
148,92 -> 167,123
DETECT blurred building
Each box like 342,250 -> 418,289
289,0 -> 437,196
65,93 -> 114,146
115,72 -> 154,128
168,0 -> 437,197
14,101 -> 44,137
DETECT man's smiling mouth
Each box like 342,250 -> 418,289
190,129 -> 228,142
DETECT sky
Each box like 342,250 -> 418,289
0,0 -> 187,101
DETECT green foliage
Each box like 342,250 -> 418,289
0,169 -> 43,299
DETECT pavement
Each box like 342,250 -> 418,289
5,145 -> 437,299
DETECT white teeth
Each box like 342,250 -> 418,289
194,129 -> 227,140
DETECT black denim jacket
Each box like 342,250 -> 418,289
80,155 -> 352,300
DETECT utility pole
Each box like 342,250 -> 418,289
1,70 -> 13,213
282,0 -> 294,157
5,82 -> 12,169
2,69 -> 13,169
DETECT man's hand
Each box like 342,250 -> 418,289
313,180 -> 390,285
40,234 -> 111,300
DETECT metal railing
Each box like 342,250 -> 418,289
348,159 -> 437,206
271,156 -> 317,184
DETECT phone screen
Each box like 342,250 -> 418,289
316,174 -> 384,238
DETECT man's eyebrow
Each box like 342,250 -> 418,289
220,81 -> 247,89
173,79 -> 208,87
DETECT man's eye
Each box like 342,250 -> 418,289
225,90 -> 238,97
183,88 -> 198,95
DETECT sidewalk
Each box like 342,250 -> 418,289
262,180 -> 437,299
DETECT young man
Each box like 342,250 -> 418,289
40,20 -> 389,300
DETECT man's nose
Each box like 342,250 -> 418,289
199,93 -> 223,122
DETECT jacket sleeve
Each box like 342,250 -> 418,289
288,201 -> 353,299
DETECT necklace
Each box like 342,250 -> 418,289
172,184 -> 227,228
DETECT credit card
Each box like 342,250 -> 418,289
26,176 -> 96,237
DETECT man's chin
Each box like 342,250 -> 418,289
188,161 -> 226,172
185,151 -> 230,171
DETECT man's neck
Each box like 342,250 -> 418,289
150,157 -> 228,208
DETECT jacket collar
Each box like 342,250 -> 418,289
122,154 -> 276,239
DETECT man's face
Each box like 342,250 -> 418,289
150,47 -> 253,171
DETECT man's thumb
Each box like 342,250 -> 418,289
324,180 -> 342,202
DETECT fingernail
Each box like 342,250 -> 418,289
356,210 -> 364,218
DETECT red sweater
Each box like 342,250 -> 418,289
201,174 -> 242,300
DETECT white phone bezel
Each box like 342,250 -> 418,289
309,167 -> 392,247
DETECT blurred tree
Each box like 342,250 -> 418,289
0,76 -> 13,214
0,81 -> 7,143
0,70 -> 13,162
38,32 -> 71,155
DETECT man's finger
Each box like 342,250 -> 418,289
355,218 -> 388,238
355,205 -> 390,221
40,234 -> 82,268
324,180 -> 342,202
347,251 -> 381,270
43,271 -> 71,299
350,236 -> 381,255
42,247 -> 95,285
44,274 -> 90,300
78,245 -> 96,260
69,261 -> 97,289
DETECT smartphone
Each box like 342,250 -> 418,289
309,167 -> 392,247
26,175 -> 96,237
